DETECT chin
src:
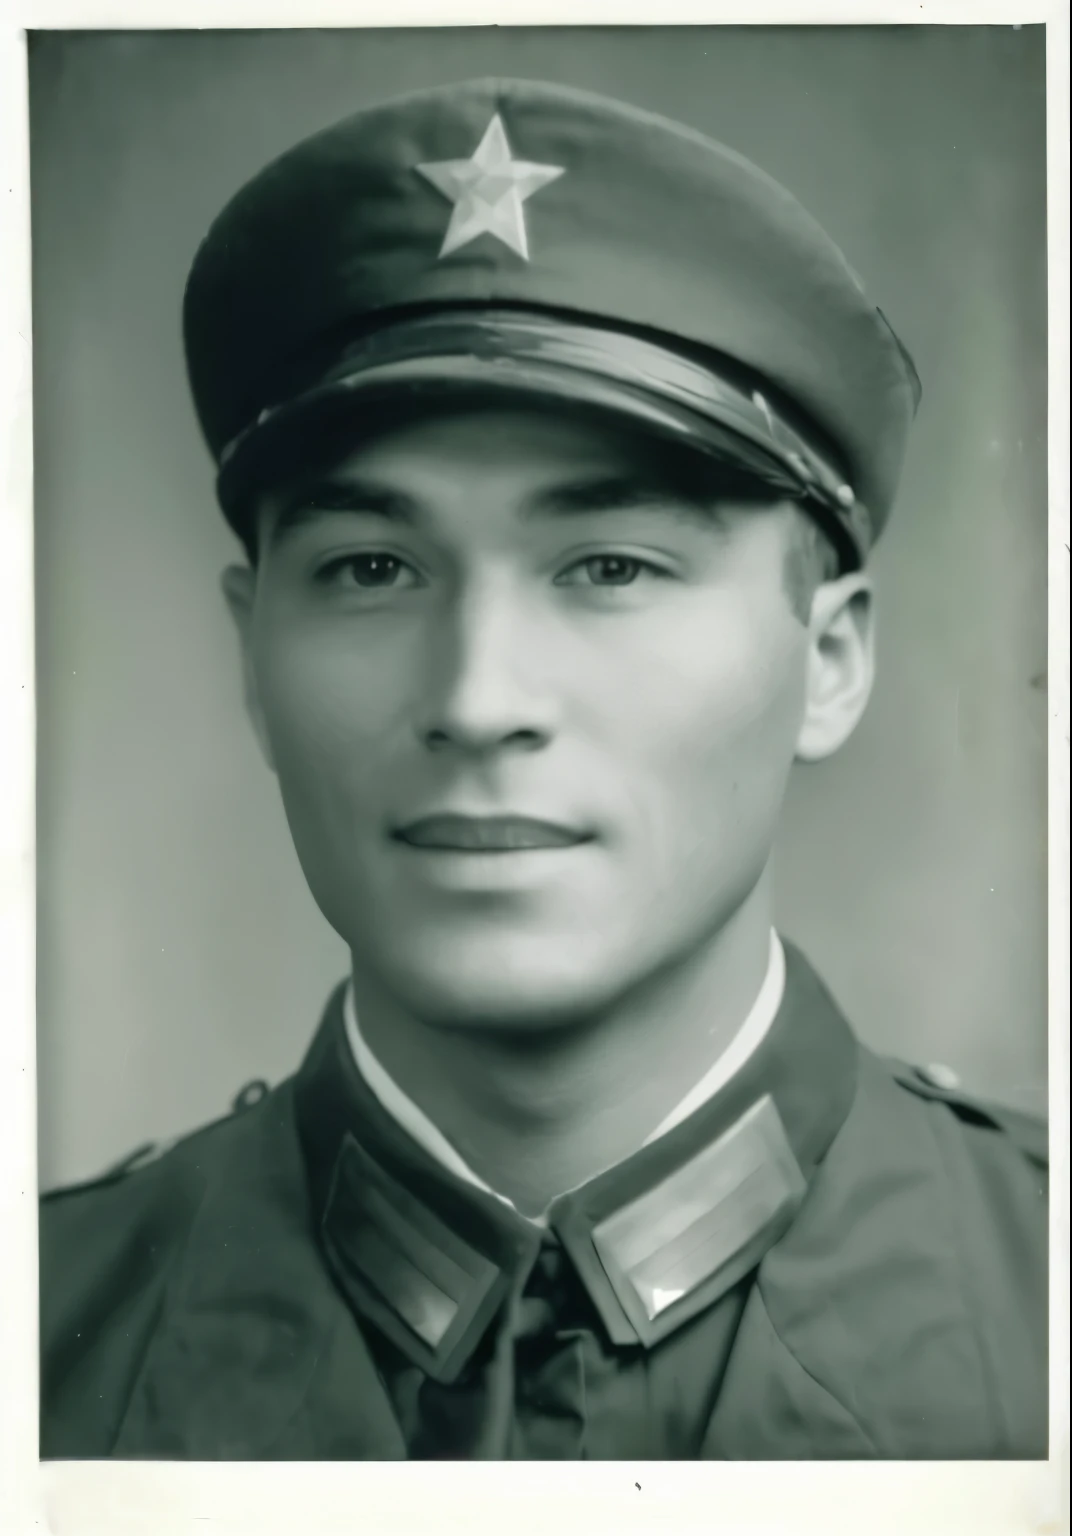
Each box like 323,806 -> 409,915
358,928 -> 632,1033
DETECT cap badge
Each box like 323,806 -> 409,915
415,113 -> 564,262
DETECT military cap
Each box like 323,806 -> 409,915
184,78 -> 921,569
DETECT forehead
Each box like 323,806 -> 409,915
259,404 -> 707,511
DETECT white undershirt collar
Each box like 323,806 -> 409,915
344,928 -> 786,1228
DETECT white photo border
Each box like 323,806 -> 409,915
1,7 -> 1067,1534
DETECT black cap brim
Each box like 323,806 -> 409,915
216,309 -> 868,568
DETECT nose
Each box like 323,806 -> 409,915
414,574 -> 556,756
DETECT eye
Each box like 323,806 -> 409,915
556,554 -> 662,588
318,552 -> 420,590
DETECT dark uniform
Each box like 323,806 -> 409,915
39,79 -> 1048,1460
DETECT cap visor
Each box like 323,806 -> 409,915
214,308 -> 863,565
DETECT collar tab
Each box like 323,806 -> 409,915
322,1132 -> 540,1384
576,1094 -> 805,1347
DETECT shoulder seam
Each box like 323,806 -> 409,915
41,1088 -> 281,1202
884,1060 -> 1048,1169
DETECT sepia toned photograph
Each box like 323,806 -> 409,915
28,25 -> 1051,1464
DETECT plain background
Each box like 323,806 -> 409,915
30,26 -> 1048,1190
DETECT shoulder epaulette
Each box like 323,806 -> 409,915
886,1058 -> 1048,1170
40,1077 -> 273,1200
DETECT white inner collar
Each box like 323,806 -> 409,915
344,928 -> 786,1229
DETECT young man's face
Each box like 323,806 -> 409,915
228,406 -> 867,1029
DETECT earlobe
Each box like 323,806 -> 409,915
220,565 -> 277,773
795,573 -> 875,762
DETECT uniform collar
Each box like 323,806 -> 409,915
293,941 -> 858,1386
342,929 -> 786,1226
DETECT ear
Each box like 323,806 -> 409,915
221,564 -> 276,773
795,572 -> 875,761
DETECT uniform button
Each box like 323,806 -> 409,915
232,1079 -> 270,1112
919,1062 -> 961,1091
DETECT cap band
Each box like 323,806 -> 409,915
217,308 -> 871,567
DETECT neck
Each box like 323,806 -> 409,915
352,881 -> 775,1218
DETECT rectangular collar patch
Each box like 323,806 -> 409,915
589,1095 -> 806,1347
321,1133 -> 524,1383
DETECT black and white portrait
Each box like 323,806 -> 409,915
11,21 -> 1061,1491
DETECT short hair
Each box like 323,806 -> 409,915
783,507 -> 842,623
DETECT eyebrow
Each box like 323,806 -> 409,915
522,474 -> 730,525
265,479 -> 421,549
263,467 -> 742,551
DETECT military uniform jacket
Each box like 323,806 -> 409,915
39,946 -> 1048,1460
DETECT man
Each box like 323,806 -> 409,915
39,78 -> 1048,1460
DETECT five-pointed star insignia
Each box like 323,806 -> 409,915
415,113 -> 565,261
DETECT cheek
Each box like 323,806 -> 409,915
252,615 -> 415,804
577,593 -> 807,853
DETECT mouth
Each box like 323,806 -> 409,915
392,814 -> 593,853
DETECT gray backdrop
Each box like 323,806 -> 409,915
31,27 -> 1048,1190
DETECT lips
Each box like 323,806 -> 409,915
393,814 -> 590,852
